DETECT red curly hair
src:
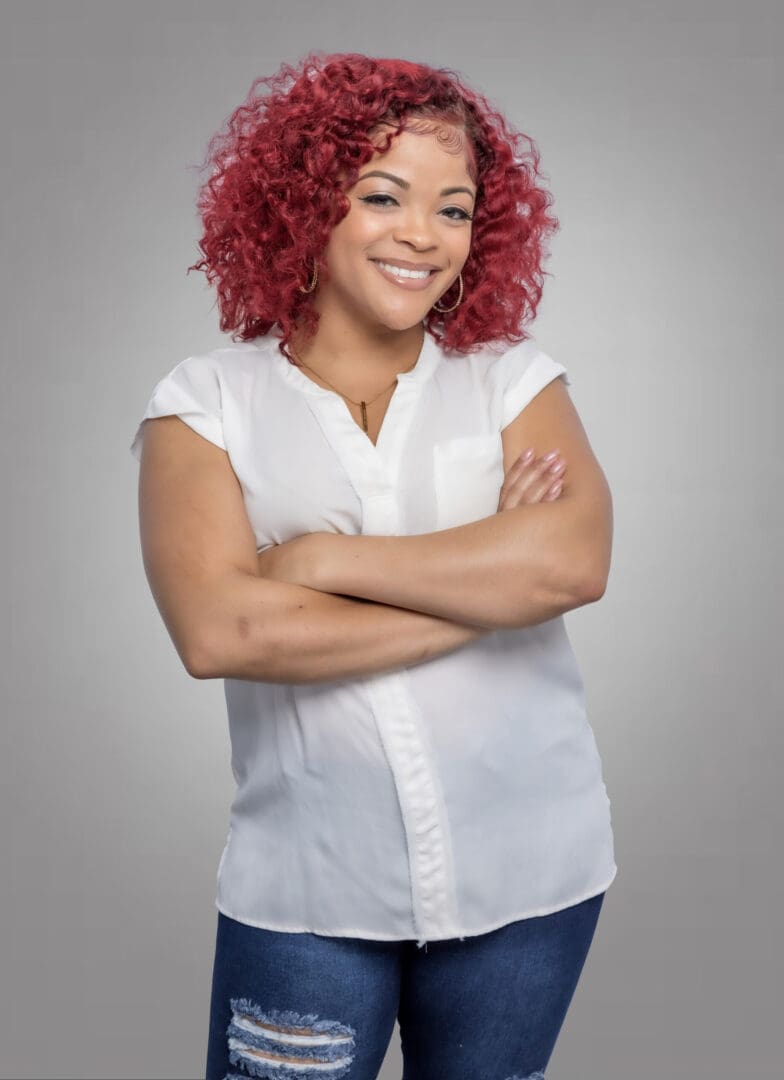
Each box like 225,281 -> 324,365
187,51 -> 559,362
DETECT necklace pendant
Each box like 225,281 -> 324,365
360,400 -> 368,432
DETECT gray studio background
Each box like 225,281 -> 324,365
2,2 -> 781,1078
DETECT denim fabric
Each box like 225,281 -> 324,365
205,890 -> 604,1080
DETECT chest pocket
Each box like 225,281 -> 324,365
432,433 -> 504,531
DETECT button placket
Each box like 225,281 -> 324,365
281,334 -> 457,945
361,673 -> 457,944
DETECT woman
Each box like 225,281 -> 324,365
131,51 -> 617,1080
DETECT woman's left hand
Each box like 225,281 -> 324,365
255,533 -> 326,590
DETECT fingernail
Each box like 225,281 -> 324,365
519,447 -> 534,463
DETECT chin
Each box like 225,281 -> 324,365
375,304 -> 430,332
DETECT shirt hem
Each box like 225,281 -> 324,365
214,863 -> 618,944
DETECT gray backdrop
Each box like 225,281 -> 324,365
2,2 -> 781,1078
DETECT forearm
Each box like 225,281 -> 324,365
317,502 -> 600,631
191,571 -> 489,684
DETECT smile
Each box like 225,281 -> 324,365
371,259 -> 439,291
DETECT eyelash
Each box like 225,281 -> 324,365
359,194 -> 473,221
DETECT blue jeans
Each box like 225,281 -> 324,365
206,891 -> 605,1080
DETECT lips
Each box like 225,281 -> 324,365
371,258 -> 441,272
371,259 -> 440,292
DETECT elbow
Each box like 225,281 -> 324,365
570,531 -> 612,606
179,615 -> 237,680
575,556 -> 610,604
578,573 -> 608,604
179,571 -> 270,680
182,635 -> 219,680
182,609 -> 275,681
552,553 -> 609,613
565,489 -> 613,606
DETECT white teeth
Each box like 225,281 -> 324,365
375,260 -> 432,280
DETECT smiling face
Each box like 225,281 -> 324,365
316,120 -> 477,335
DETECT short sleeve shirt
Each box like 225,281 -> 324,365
130,327 -> 618,947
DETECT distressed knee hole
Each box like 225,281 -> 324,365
505,1072 -> 546,1080
226,997 -> 356,1078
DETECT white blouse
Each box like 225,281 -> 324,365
130,327 -> 618,948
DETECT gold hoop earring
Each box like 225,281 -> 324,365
433,271 -> 463,313
298,260 -> 319,293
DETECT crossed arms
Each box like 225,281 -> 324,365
136,377 -> 612,683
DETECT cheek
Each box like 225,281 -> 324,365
328,215 -> 385,260
450,232 -> 472,267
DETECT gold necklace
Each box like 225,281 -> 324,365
289,344 -> 418,433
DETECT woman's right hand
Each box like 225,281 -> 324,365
497,448 -> 566,511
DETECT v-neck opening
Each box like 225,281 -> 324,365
265,328 -> 441,463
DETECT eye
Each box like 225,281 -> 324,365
358,193 -> 398,208
443,206 -> 474,222
358,194 -> 473,221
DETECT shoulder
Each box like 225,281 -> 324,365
130,339 -> 272,462
487,337 -> 571,430
171,338 -> 271,384
441,335 -> 564,383
488,336 -> 568,383
154,339 -> 276,412
437,336 -> 570,425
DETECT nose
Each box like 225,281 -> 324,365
392,207 -> 439,252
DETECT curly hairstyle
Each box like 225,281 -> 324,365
187,51 -> 560,362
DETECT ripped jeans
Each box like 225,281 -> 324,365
205,890 -> 605,1080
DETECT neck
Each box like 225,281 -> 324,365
288,312 -> 425,383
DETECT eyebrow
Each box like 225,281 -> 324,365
357,170 -> 476,200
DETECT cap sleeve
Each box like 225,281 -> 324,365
129,354 -> 226,462
496,340 -> 571,431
